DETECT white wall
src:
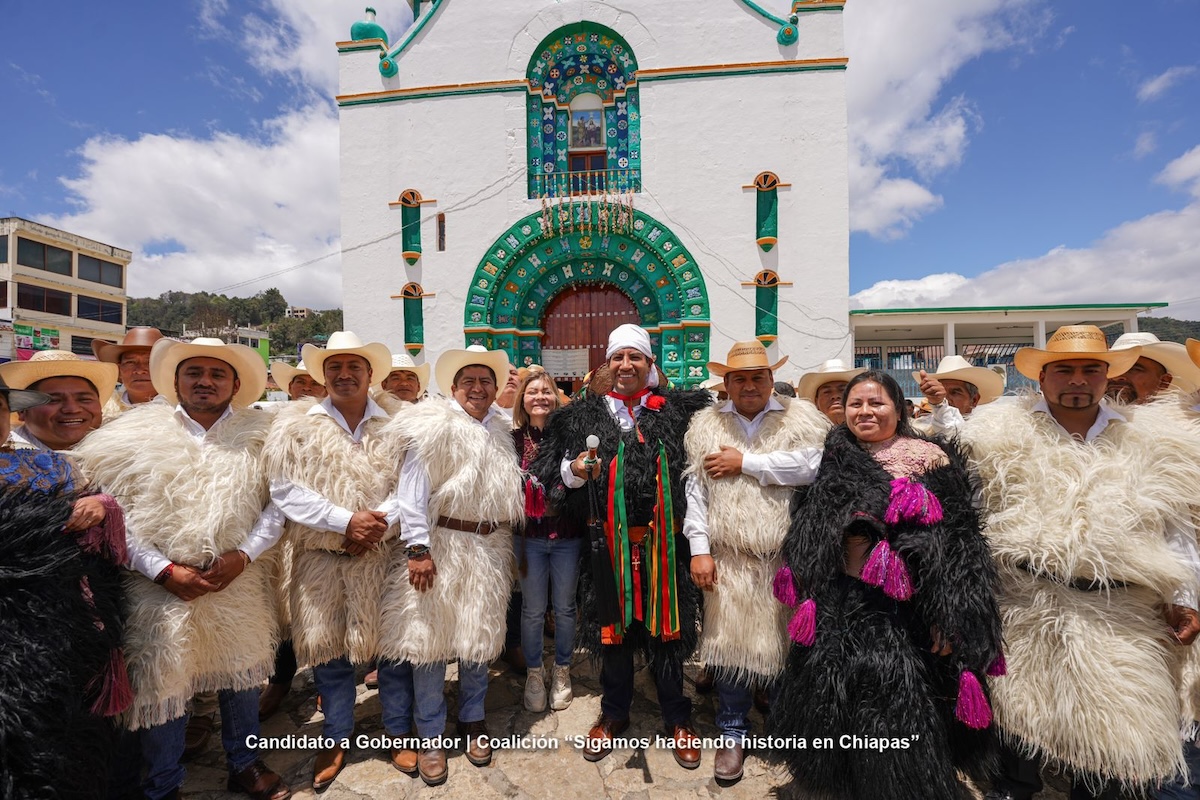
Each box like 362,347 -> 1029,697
339,0 -> 849,388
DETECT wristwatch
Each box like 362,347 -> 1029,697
406,544 -> 430,559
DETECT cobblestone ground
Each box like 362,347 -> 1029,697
180,661 -> 1069,799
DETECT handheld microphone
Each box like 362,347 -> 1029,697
586,434 -> 599,461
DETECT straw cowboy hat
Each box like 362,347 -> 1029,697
706,340 -> 788,377
434,345 -> 510,396
91,327 -> 165,363
0,351 -> 119,404
386,352 -> 431,395
269,359 -> 316,390
149,337 -> 267,408
0,374 -> 52,412
1110,332 -> 1200,393
797,358 -> 866,401
300,331 -> 393,387
911,355 -> 1004,405
1189,339 -> 1200,370
1013,325 -> 1140,380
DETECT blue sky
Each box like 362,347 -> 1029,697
3,0 -> 1200,316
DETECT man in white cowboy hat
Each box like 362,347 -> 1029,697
958,325 -> 1200,800
796,358 -> 865,425
269,359 -> 327,402
682,340 -> 829,782
0,350 -> 118,452
913,354 -> 1005,435
379,352 -> 430,403
530,323 -> 711,769
92,326 -> 167,415
1106,331 -> 1200,405
72,337 -> 291,800
257,357 -> 326,723
262,331 -> 408,790
377,344 -> 524,786
1142,338 -> 1200,800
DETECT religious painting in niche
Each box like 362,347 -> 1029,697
570,110 -> 603,149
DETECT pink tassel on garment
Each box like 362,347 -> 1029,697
788,599 -> 816,646
884,477 -> 944,526
955,670 -> 992,729
882,551 -> 913,600
986,653 -> 1008,677
524,478 -> 545,518
860,540 -> 890,588
859,539 -> 913,600
76,494 -> 127,564
772,565 -> 798,607
88,647 -> 133,717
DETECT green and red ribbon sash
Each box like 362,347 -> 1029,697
601,438 -> 681,644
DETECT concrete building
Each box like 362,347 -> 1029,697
0,217 -> 131,362
851,302 -> 1165,396
181,323 -> 272,365
337,1 -> 850,391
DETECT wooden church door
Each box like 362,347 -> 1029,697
540,284 -> 640,393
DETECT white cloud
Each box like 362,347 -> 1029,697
1136,65 -> 1197,103
1157,143 -> 1200,197
48,108 -> 343,309
845,0 -> 1050,237
852,145 -> 1200,317
41,3 -> 416,309
1134,130 -> 1157,159
203,0 -> 412,95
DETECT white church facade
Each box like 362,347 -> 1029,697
337,0 -> 851,391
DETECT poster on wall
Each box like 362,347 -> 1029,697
541,348 -> 591,378
14,323 -> 60,360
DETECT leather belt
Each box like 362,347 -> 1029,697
1017,562 -> 1128,592
436,515 -> 500,536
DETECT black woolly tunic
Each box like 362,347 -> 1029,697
771,426 -> 1003,800
531,388 -> 711,674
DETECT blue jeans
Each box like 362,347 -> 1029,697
312,656 -> 358,741
141,687 -> 259,799
517,536 -> 582,668
377,660 -> 490,739
715,676 -> 754,741
1157,734 -> 1200,799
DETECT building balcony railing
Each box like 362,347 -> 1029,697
530,169 -> 641,199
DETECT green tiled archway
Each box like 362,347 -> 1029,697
463,205 -> 711,387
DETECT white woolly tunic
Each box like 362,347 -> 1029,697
72,403 -> 279,730
263,395 -> 405,667
682,396 -> 829,681
379,399 -> 525,666
961,396 -> 1200,787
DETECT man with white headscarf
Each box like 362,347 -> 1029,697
531,323 -> 711,769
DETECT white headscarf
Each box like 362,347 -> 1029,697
605,323 -> 659,389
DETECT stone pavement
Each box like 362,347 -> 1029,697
180,661 -> 1069,799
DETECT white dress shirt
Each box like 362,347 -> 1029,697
126,405 -> 285,580
270,396 -> 403,535
914,401 -> 966,436
393,401 -> 504,550
1032,399 -> 1200,609
682,398 -> 823,556
8,425 -> 49,451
